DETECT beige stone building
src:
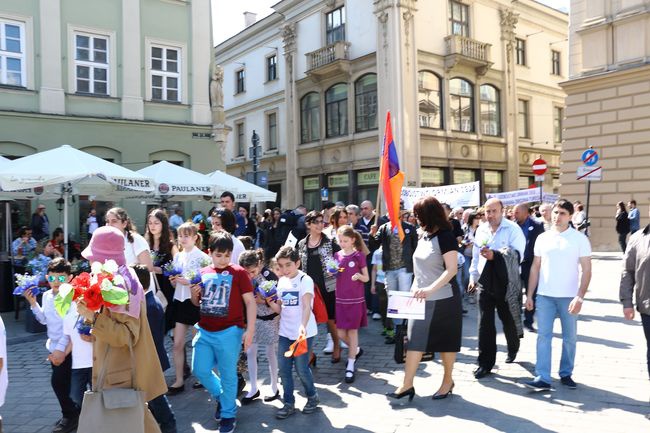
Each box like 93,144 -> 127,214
216,0 -> 568,210
561,0 -> 650,251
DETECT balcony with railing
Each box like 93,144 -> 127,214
305,41 -> 351,80
444,35 -> 493,76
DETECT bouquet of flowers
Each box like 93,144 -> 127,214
75,316 -> 93,336
162,260 -> 183,278
54,259 -> 130,317
475,233 -> 492,249
26,254 -> 51,278
183,269 -> 203,286
325,258 -> 344,274
256,280 -> 278,301
13,273 -> 43,296
199,257 -> 212,268
150,250 -> 164,267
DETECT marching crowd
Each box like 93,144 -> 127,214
1,191 -> 650,433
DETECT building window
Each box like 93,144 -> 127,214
0,19 -> 25,87
355,74 -> 377,132
449,78 -> 474,133
418,71 -> 442,129
326,6 -> 345,44
300,92 -> 320,143
267,112 -> 277,150
551,50 -> 561,75
74,33 -> 109,95
266,55 -> 277,81
150,45 -> 180,102
515,38 -> 526,66
326,83 -> 348,137
484,170 -> 503,194
453,168 -> 477,184
235,69 -> 245,94
236,122 -> 245,157
479,84 -> 500,136
518,99 -> 529,138
449,1 -> 469,37
554,106 -> 563,143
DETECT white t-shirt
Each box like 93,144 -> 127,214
87,215 -> 99,234
231,236 -> 245,265
371,248 -> 385,284
277,271 -> 318,340
534,227 -> 592,298
62,302 -> 94,369
173,247 -> 211,301
0,316 -> 7,407
124,232 -> 150,266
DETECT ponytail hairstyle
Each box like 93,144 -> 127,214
177,222 -> 202,250
337,225 -> 369,255
238,249 -> 262,268
145,208 -> 173,256
106,207 -> 136,243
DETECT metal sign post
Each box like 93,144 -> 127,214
532,157 -> 547,203
578,147 -> 601,237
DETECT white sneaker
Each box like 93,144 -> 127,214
322,335 -> 334,354
372,313 -> 381,320
340,340 -> 348,349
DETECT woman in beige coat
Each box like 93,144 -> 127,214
77,226 -> 167,433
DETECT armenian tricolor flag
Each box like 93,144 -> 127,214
379,111 -> 405,240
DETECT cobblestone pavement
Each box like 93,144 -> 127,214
2,253 -> 648,433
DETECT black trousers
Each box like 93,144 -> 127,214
477,290 -> 520,370
51,353 -> 79,419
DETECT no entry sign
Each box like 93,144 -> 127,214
532,158 -> 547,176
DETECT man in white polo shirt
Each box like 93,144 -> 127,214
524,199 -> 592,390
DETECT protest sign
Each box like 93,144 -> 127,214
401,181 -> 480,210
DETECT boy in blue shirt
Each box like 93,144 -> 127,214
24,257 -> 79,433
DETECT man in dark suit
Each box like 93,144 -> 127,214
514,203 -> 545,332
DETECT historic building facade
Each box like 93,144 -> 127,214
561,0 -> 650,250
216,0 -> 568,210
0,0 -> 218,233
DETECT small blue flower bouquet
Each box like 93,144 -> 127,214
13,273 -> 43,296
162,260 -> 183,277
184,270 -> 203,286
325,258 -> 343,274
27,254 -> 51,282
257,280 -> 278,301
75,316 -> 93,336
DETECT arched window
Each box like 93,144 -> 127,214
355,74 -> 377,132
449,78 -> 474,132
325,83 -> 348,137
479,84 -> 500,136
418,71 -> 442,129
300,92 -> 320,143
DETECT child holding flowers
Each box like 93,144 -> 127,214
238,249 -> 280,404
24,257 -> 79,433
168,222 -> 210,395
333,226 -> 370,384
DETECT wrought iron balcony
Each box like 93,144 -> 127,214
444,35 -> 492,76
305,41 -> 351,80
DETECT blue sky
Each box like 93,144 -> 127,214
212,0 -> 570,45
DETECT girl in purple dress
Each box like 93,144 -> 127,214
333,226 -> 370,383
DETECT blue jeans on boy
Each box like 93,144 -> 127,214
70,367 -> 92,408
278,336 -> 316,405
534,295 -> 578,383
384,268 -> 413,325
192,325 -> 244,420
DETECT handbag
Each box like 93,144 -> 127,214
77,337 -> 146,433
393,321 -> 435,364
312,284 -> 329,324
152,272 -> 168,311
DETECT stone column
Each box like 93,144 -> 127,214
374,0 -> 420,187
500,8 -> 520,191
211,64 -> 229,171
121,0 -> 143,119
191,0 -> 212,125
282,23 -> 299,207
39,0 -> 64,114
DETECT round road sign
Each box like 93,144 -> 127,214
532,158 -> 547,176
581,149 -> 598,166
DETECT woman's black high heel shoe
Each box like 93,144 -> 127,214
386,387 -> 415,402
432,382 -> 455,400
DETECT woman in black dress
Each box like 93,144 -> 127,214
145,208 -> 179,333
615,201 -> 630,252
387,196 -> 461,401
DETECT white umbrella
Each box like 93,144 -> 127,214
135,160 -> 216,202
0,145 -> 155,258
206,170 -> 277,202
